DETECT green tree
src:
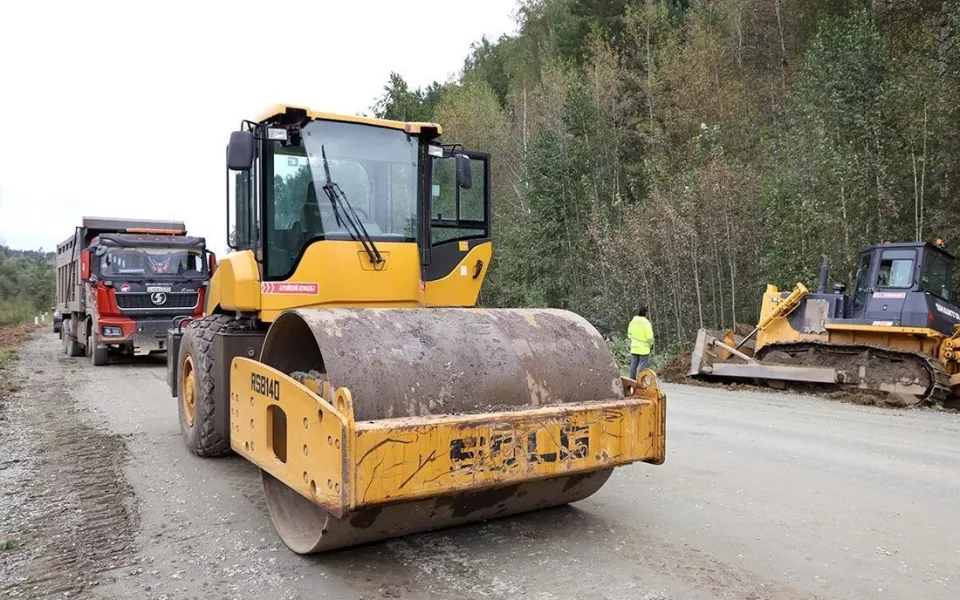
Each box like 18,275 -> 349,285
372,72 -> 443,122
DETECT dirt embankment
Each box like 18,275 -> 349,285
0,325 -> 39,392
660,352 -> 693,383
0,326 -> 140,599
659,323 -> 756,385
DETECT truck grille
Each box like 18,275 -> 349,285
115,292 -> 198,310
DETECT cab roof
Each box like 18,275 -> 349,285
254,104 -> 443,137
97,233 -> 205,250
862,240 -> 955,260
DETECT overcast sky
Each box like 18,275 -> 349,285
0,0 -> 519,254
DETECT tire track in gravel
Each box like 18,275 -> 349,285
0,330 -> 140,599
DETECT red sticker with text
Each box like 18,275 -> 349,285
120,283 -> 131,292
261,282 -> 319,295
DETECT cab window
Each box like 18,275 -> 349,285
261,120 -> 419,279
921,251 -> 954,301
876,249 -> 915,289
430,153 -> 489,245
853,253 -> 873,296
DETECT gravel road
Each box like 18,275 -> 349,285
2,330 -> 959,600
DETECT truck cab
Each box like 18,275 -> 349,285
56,217 -> 215,365
84,231 -> 212,359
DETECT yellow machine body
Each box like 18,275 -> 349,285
231,357 -> 665,517
173,105 -> 667,554
206,241 -> 492,321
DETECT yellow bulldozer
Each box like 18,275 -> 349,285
165,105 -> 666,554
688,241 -> 960,407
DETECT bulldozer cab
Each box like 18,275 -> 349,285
225,106 -> 490,312
848,241 -> 959,333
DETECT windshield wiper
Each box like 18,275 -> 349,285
320,145 -> 383,265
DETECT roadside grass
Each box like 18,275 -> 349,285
0,300 -> 35,328
0,324 -> 38,392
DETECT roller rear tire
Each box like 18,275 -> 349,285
178,315 -> 235,458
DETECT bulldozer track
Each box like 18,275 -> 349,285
756,341 -> 952,406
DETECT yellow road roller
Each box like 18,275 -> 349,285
165,105 -> 666,553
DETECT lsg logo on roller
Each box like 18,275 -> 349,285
449,423 -> 591,469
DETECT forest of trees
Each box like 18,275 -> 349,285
0,246 -> 55,326
371,0 -> 960,358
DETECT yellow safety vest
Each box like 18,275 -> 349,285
628,316 -> 654,355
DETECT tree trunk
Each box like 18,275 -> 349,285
840,179 -> 850,263
714,237 -> 726,330
522,86 -> 528,153
671,265 -> 683,344
646,20 -> 654,132
692,242 -> 704,329
920,103 -> 928,241
912,148 -> 920,241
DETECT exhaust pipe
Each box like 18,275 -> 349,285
817,255 -> 829,294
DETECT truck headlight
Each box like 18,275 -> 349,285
102,326 -> 123,337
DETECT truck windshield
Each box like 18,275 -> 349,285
100,248 -> 206,278
264,120 -> 419,278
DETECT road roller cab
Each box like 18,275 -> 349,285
168,105 -> 667,554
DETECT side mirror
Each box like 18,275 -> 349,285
455,153 -> 472,189
80,249 -> 91,280
208,251 -> 217,275
227,130 -> 255,171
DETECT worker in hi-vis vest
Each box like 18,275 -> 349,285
628,306 -> 655,379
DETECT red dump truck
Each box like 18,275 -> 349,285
55,217 -> 214,365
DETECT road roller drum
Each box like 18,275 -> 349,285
229,307 -> 666,553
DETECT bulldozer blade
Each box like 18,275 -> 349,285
708,362 -> 838,383
689,329 -> 710,376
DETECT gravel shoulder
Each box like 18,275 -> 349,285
2,331 -> 959,599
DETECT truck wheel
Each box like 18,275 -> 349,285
63,318 -> 83,357
91,334 -> 108,366
178,315 -> 233,457
62,318 -> 71,354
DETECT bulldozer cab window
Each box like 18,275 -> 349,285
263,120 -> 419,279
430,153 -> 489,245
921,251 -> 953,301
852,252 -> 873,311
876,249 -> 915,289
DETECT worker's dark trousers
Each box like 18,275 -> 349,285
630,353 -> 649,379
